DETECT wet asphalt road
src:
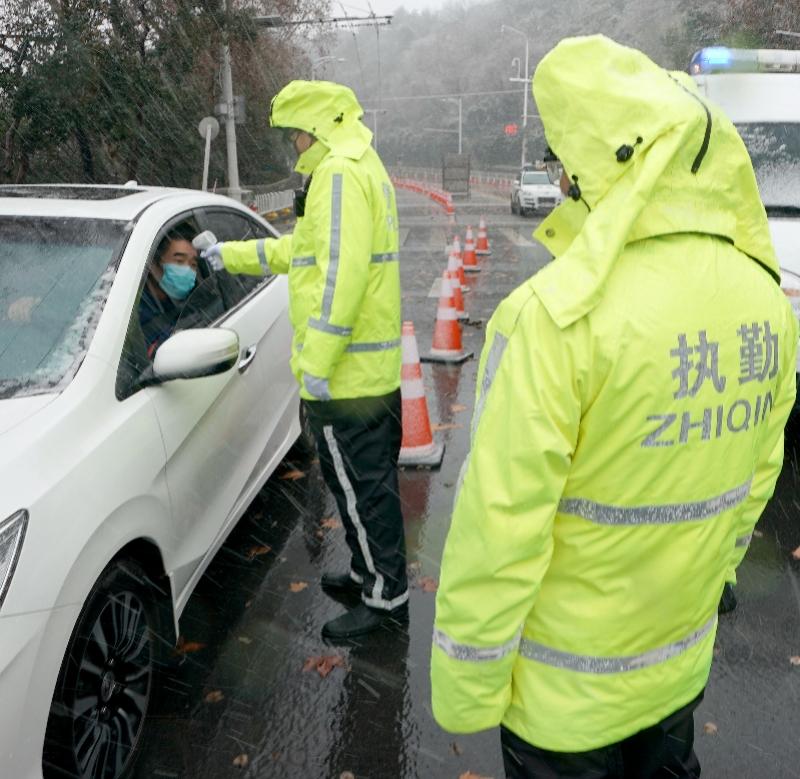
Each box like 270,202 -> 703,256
133,188 -> 800,779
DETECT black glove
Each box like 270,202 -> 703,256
718,582 -> 737,614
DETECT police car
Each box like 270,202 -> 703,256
690,47 -> 800,375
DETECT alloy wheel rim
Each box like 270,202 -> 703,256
70,590 -> 152,779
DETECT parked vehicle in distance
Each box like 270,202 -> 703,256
691,46 -> 800,377
0,184 -> 304,779
511,168 -> 564,216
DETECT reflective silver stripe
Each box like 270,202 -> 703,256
346,338 -> 401,353
308,318 -> 352,337
303,373 -> 331,400
321,173 -> 343,321
519,616 -> 716,674
371,252 -> 399,263
558,480 -> 751,526
735,533 -> 752,548
324,425 -> 391,608
256,239 -> 269,274
472,332 -> 508,439
292,255 -> 316,267
364,589 -> 409,610
350,570 -> 364,584
434,626 -> 522,662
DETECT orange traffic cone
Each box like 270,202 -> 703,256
476,217 -> 491,256
447,242 -> 468,291
462,226 -> 480,273
447,269 -> 468,321
399,322 -> 445,468
423,272 -> 473,364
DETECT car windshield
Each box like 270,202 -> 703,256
0,217 -> 129,399
521,171 -> 550,186
735,122 -> 800,210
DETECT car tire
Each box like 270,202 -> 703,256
43,560 -> 165,779
510,198 -> 518,215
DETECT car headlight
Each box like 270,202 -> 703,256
0,510 -> 28,610
780,269 -> 800,322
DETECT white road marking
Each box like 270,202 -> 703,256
500,227 -> 536,247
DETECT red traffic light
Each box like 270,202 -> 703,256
504,123 -> 518,137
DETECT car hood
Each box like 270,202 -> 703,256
0,394 -> 58,435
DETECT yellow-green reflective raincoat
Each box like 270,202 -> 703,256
431,35 -> 798,752
219,81 -> 401,401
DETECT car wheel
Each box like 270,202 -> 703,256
43,560 -> 163,779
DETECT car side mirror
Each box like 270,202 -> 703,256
152,328 -> 239,383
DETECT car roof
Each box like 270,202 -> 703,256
0,184 -> 248,221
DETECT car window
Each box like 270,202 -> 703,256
521,171 -> 550,185
117,214 -> 243,400
735,122 -> 800,209
0,216 -> 129,399
197,209 -> 275,308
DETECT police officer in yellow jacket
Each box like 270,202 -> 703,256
204,80 -> 407,639
431,36 -> 798,777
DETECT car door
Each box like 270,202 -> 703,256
137,210 -> 294,604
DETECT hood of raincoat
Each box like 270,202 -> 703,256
269,80 -> 373,174
531,35 -> 779,329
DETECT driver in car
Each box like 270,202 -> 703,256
139,234 -> 200,357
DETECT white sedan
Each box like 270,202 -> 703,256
0,184 -> 304,779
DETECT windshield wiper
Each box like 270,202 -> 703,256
765,205 -> 800,217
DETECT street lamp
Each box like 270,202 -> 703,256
442,97 -> 463,154
501,24 -> 530,167
311,55 -> 346,80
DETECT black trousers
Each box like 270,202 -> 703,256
501,692 -> 703,779
304,389 -> 408,611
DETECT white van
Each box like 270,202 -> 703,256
691,47 -> 800,373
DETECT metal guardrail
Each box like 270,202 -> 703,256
252,189 -> 295,218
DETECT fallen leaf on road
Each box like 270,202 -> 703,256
792,545 -> 800,560
459,772 -> 494,779
289,581 -> 308,593
204,690 -> 225,703
279,469 -> 306,481
232,753 -> 249,768
408,561 -> 422,573
320,517 -> 342,529
417,576 -> 439,592
451,404 -> 468,413
450,741 -> 463,756
174,636 -> 206,655
703,722 -> 718,735
247,544 -> 271,560
431,422 -> 462,432
340,773 -> 356,779
789,656 -> 800,666
315,529 -> 325,539
303,654 -> 347,678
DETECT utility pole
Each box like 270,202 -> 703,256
221,16 -> 242,202
363,108 -> 387,152
502,25 -> 531,167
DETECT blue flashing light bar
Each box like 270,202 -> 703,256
689,46 -> 800,75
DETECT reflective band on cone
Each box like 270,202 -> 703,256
462,225 -> 480,273
476,216 -> 491,256
399,321 -> 445,468
447,269 -> 468,320
422,272 -> 473,364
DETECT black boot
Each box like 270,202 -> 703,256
321,571 -> 363,597
718,582 -> 738,614
322,603 -> 408,640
